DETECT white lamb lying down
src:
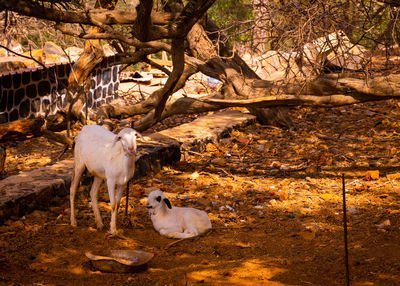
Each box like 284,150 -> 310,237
146,190 -> 212,239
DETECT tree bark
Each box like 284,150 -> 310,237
0,144 -> 5,178
66,0 -> 117,124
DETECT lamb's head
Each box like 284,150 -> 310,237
114,128 -> 143,156
146,190 -> 172,214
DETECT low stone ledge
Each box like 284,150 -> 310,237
0,110 -> 256,223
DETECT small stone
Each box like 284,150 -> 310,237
190,171 -> 200,180
205,143 -> 217,152
271,161 -> 281,169
305,223 -> 321,232
348,207 -> 359,215
365,170 -> 379,181
299,231 -> 315,240
29,263 -> 48,272
225,205 -> 234,211
376,219 -> 390,229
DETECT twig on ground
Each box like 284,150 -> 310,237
185,149 -> 206,158
216,167 -> 236,179
164,238 -> 185,249
317,133 -> 366,142
164,229 -> 212,249
57,145 -> 69,161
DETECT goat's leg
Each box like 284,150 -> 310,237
112,184 -> 125,232
90,176 -> 104,230
115,184 -> 125,214
70,163 -> 85,226
107,180 -> 119,235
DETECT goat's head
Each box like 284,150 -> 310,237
146,190 -> 172,214
114,128 -> 144,156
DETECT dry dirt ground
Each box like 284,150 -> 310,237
1,101 -> 400,285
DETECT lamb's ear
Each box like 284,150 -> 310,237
156,196 -> 162,202
163,198 -> 172,209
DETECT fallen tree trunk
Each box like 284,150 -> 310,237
130,87 -> 397,127
0,118 -> 45,142
95,61 -> 400,130
0,117 -> 73,148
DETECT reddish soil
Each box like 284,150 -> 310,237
1,102 -> 400,285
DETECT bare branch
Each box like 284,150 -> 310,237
0,1 -> 171,26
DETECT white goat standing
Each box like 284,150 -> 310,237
70,124 -> 142,235
146,190 -> 212,239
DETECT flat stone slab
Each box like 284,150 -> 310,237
0,110 -> 256,223
159,110 -> 256,150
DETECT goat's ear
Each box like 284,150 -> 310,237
163,198 -> 172,209
113,135 -> 121,146
156,196 -> 162,202
135,131 -> 145,141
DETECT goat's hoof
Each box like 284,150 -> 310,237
109,229 -> 119,236
70,221 -> 77,227
96,224 -> 104,230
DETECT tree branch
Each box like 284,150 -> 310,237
135,0 -> 153,42
0,0 -> 171,26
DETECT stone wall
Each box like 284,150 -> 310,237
0,56 -> 120,123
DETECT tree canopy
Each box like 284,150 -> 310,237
1,0 -> 400,135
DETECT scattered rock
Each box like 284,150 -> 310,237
29,263 -> 48,272
347,207 -> 359,215
305,223 -> 321,232
386,172 -> 400,180
205,143 -> 217,152
269,199 -> 278,206
235,242 -> 252,248
365,170 -> 379,181
376,219 -> 391,229
190,171 -> 200,180
298,231 -> 315,240
43,41 -> 65,56
270,161 -> 281,169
